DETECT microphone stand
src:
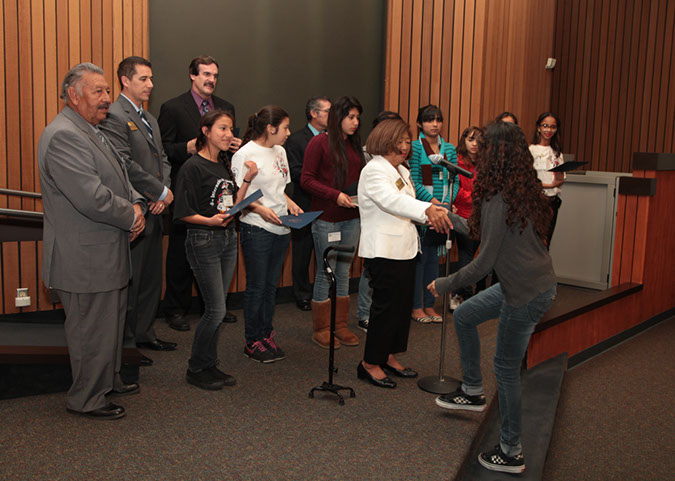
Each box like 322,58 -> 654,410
309,245 -> 356,405
417,230 -> 460,394
418,163 -> 472,394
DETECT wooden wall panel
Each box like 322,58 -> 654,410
0,0 -> 149,315
384,0 -> 557,146
553,0 -> 675,173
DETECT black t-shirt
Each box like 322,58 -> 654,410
173,154 -> 237,231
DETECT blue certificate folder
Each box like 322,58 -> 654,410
279,210 -> 323,229
224,189 -> 263,216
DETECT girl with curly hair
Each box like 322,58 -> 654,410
427,121 -> 557,475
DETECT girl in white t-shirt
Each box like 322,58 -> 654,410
529,112 -> 564,248
231,105 -> 303,364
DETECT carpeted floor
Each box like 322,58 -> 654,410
543,315 -> 675,481
0,295 -> 499,481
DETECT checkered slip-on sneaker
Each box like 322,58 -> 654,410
478,445 -> 525,474
435,388 -> 486,412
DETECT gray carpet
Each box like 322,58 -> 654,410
543,316 -> 675,481
0,295 -> 499,481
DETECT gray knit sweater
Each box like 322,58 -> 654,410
435,193 -> 556,307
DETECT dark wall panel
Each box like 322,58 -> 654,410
148,0 -> 386,135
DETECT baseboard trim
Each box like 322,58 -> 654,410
568,307 -> 675,368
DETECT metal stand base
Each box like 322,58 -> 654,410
309,382 -> 356,406
417,374 -> 459,394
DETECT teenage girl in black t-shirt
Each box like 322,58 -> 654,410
173,109 -> 257,390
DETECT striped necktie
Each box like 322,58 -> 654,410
138,108 -> 153,138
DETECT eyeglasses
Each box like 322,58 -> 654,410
314,109 -> 330,113
540,124 -> 557,131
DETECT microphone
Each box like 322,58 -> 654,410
429,154 -> 474,178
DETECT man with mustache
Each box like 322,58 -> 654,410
38,62 -> 146,420
158,55 -> 239,331
99,56 -> 176,360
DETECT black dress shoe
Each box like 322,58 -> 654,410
357,362 -> 397,388
110,383 -> 140,396
167,313 -> 190,331
139,354 -> 153,366
223,312 -> 237,323
296,299 -> 312,311
67,403 -> 126,420
137,339 -> 177,351
382,363 -> 418,378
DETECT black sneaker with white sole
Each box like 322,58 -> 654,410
357,319 -> 369,332
435,387 -> 486,412
478,445 -> 525,474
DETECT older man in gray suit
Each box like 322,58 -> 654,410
99,56 -> 176,356
38,63 -> 146,420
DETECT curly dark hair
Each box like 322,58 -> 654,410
468,122 -> 551,242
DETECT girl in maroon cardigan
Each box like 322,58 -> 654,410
301,96 -> 365,350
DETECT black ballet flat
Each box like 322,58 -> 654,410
357,362 -> 397,388
382,363 -> 418,378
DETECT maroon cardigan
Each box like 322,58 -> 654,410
300,133 -> 362,222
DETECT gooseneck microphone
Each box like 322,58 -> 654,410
429,154 -> 474,178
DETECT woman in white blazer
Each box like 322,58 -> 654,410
356,119 -> 452,388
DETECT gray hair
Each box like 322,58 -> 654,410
60,62 -> 104,100
305,96 -> 331,122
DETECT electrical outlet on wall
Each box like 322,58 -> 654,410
15,288 -> 31,307
545,58 -> 557,69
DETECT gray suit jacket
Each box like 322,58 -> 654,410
99,95 -> 171,201
38,106 -> 144,293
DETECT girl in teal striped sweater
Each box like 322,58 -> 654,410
409,105 -> 458,323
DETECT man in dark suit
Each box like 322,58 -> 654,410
158,55 -> 239,330
99,56 -> 176,357
38,63 -> 146,420
284,96 -> 331,311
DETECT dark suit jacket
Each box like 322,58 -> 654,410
99,95 -> 171,202
284,125 -> 316,211
158,90 -> 235,183
38,106 -> 144,293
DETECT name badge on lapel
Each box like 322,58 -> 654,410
395,178 -> 405,190
127,121 -> 139,131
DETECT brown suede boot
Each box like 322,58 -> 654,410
335,296 -> 359,346
311,299 -> 341,350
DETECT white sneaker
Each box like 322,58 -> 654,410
450,294 -> 464,310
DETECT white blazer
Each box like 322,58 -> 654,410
358,155 -> 431,260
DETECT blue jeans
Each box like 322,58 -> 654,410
240,223 -> 290,343
357,264 -> 373,321
452,283 -> 557,456
413,242 -> 439,310
185,228 -> 238,372
311,218 -> 360,301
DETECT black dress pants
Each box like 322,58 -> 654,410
363,257 -> 416,365
545,195 -> 562,250
291,223 -> 314,302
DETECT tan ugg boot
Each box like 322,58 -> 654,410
311,299 -> 341,350
335,296 -> 359,346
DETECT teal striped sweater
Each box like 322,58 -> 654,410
409,133 -> 459,204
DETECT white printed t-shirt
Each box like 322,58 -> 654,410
232,140 -> 291,235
